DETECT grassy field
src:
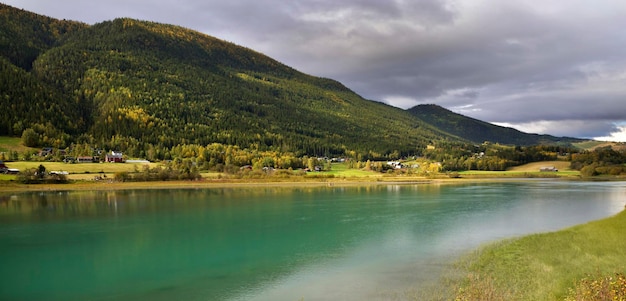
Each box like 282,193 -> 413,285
0,136 -> 33,153
506,161 -> 572,172
573,140 -> 609,150
325,162 -> 381,178
1,160 -> 582,182
0,174 -> 15,181
452,209 -> 626,300
457,161 -> 580,178
573,140 -> 626,151
3,161 -> 157,181
457,170 -> 579,178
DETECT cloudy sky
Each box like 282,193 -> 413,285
8,0 -> 626,141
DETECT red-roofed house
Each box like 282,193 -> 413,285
105,151 -> 124,163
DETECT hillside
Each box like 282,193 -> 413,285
1,4 -> 462,159
407,104 -> 583,146
0,4 -> 86,70
0,4 -> 87,140
572,140 -> 626,151
0,4 -> 583,163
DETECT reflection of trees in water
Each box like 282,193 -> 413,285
38,193 -> 48,208
107,191 -> 118,214
0,195 -> 11,205
1,185 -> 443,217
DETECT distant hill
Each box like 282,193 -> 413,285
407,104 -> 583,146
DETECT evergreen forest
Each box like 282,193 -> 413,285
1,4 -> 602,173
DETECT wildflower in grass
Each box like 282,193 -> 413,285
564,273 -> 626,301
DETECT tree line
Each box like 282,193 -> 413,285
425,142 -> 574,171
570,146 -> 626,176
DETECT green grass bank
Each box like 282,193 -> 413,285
451,209 -> 626,300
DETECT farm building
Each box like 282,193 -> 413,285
105,151 -> 124,163
0,161 -> 18,174
539,166 -> 558,172
76,156 -> 95,163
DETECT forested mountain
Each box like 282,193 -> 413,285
408,104 -> 582,146
0,4 -> 87,142
1,3 -> 458,159
36,17 -> 460,156
0,4 -> 580,161
0,4 -> 85,70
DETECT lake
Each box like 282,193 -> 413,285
1,180 -> 624,300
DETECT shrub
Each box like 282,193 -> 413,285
580,164 -> 599,177
448,172 -> 461,178
114,171 -> 130,182
21,128 -> 39,147
16,168 -> 40,184
16,166 -> 68,184
564,273 -> 626,301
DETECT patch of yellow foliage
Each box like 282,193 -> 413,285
117,106 -> 157,128
565,273 -> 626,301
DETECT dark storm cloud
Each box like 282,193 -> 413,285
7,0 -> 626,140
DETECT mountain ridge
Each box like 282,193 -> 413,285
0,3 -> 582,161
408,104 -> 582,146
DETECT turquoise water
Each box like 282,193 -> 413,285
0,181 -> 624,300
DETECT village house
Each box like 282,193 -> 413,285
39,147 -> 54,157
387,161 -> 403,169
76,156 -> 95,163
539,166 -> 558,172
105,151 -> 124,163
0,160 -> 18,174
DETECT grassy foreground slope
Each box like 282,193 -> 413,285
454,209 -> 626,300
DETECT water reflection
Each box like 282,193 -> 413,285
0,181 -> 624,301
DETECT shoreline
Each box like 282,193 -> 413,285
0,176 -> 585,194
449,208 -> 626,300
0,178 -> 430,194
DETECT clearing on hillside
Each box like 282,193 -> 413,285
0,136 -> 33,153
573,140 -> 626,151
506,161 -> 572,172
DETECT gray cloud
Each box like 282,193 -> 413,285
7,0 -> 626,140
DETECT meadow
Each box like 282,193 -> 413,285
452,210 -> 626,300
0,136 -> 30,153
6,161 -> 155,174
323,162 -> 381,178
2,161 -> 157,181
457,161 -> 580,178
0,160 -> 582,184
